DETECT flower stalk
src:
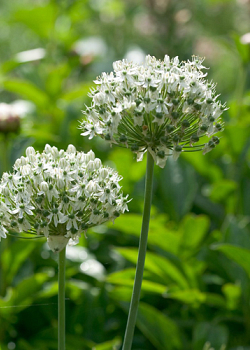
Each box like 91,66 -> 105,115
122,151 -> 154,350
58,246 -> 66,350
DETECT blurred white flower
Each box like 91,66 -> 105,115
0,103 -> 20,134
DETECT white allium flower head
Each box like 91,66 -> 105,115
0,145 -> 129,252
81,55 -> 226,167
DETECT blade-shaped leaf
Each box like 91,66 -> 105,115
213,244 -> 250,278
107,268 -> 167,294
3,79 -> 49,107
165,289 -> 226,308
137,302 -> 182,350
117,248 -> 189,289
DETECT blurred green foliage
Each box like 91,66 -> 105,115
0,0 -> 250,349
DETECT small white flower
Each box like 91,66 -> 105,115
10,202 -> 35,219
40,181 -> 49,192
26,146 -> 36,158
66,144 -> 76,154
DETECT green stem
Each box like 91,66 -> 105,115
58,247 -> 66,350
122,151 -> 154,350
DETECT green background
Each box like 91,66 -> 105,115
0,0 -> 250,349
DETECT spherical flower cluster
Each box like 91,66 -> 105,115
0,103 -> 20,134
0,144 -> 129,252
81,55 -> 226,167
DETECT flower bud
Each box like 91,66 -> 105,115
87,160 -> 95,172
45,144 -> 52,153
14,159 -> 21,168
57,178 -> 65,189
26,147 -> 36,158
51,146 -> 59,158
67,144 -> 76,154
99,168 -> 109,179
40,181 -> 49,192
20,156 -> 27,166
2,187 -> 9,196
94,158 -> 102,169
85,180 -> 99,193
59,158 -> 68,168
86,150 -> 95,162
47,235 -> 69,252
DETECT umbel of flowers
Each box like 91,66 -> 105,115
81,55 -> 226,167
0,144 -> 129,252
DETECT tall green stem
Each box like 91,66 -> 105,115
58,247 -> 66,350
122,151 -> 154,350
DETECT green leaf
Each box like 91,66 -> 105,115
3,79 -> 49,107
183,151 -> 222,181
110,213 -> 179,254
17,330 -> 96,350
62,82 -> 93,101
233,33 -> 250,64
209,179 -> 237,203
213,244 -> 250,278
12,4 -> 56,38
10,272 -> 49,306
178,214 -> 210,258
165,289 -> 226,308
2,240 -> 38,284
109,148 -> 146,193
193,322 -> 228,350
137,302 -> 182,350
107,268 -> 167,294
109,286 -> 133,302
117,248 -> 189,289
45,64 -> 71,97
157,158 -> 198,220
93,337 -> 121,350
0,273 -> 50,315
222,283 -> 241,310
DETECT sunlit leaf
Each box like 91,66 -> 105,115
109,213 -> 179,254
107,268 -> 167,294
93,337 -> 121,350
117,248 -> 189,289
182,152 -> 222,181
222,283 -> 241,310
209,179 -> 237,203
165,289 -> 226,308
